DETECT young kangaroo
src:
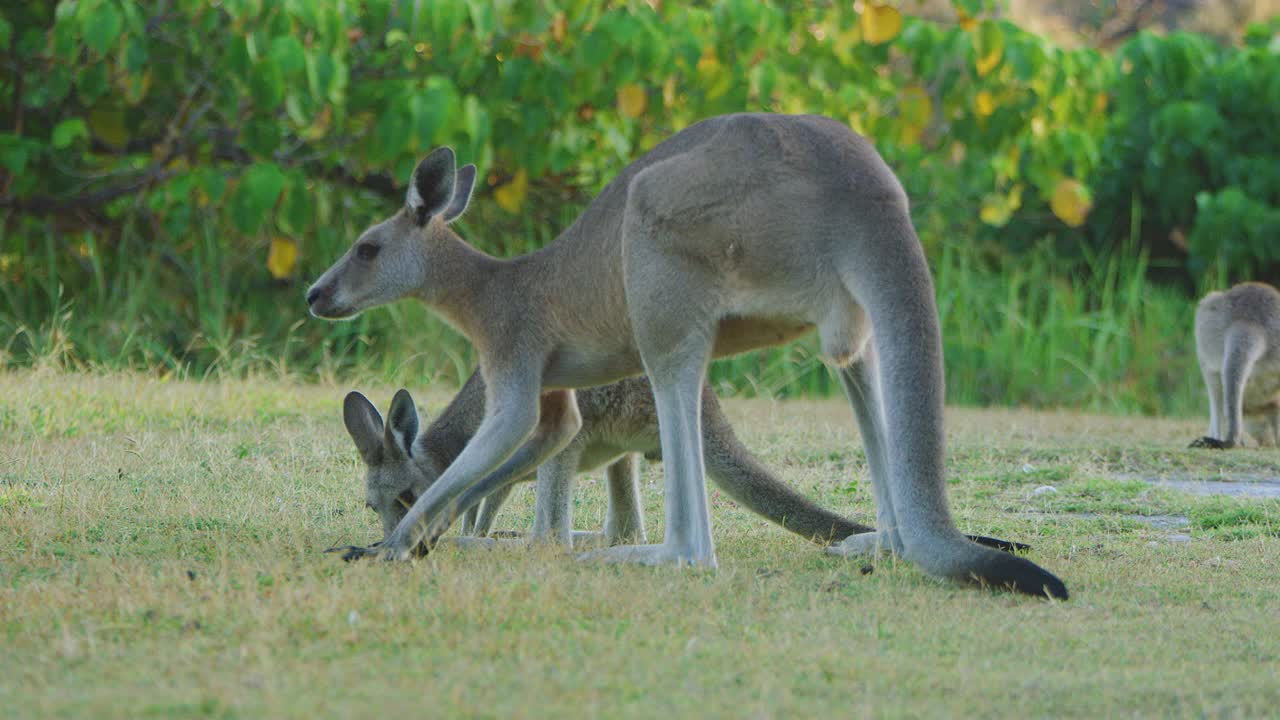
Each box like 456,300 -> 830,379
336,379 -> 875,555
336,379 -> 1026,557
1190,282 -> 1280,449
308,113 -> 1065,598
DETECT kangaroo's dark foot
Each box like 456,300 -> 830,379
966,534 -> 1032,554
1189,436 -> 1232,449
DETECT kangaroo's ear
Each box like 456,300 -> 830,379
343,391 -> 384,465
384,388 -> 419,460
442,164 -> 476,223
407,147 -> 456,226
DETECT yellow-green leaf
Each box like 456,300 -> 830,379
1051,178 -> 1092,227
696,47 -> 720,77
494,169 -> 528,214
617,84 -> 647,119
974,21 -> 1004,76
861,4 -> 902,45
550,12 -> 567,44
979,185 -> 1022,227
267,237 -> 298,279
975,90 -> 996,117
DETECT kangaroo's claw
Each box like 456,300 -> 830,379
1189,436 -> 1230,450
966,534 -> 1031,554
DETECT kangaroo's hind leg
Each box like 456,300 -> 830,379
580,185 -> 720,567
826,346 -> 904,557
603,453 -> 647,545
470,483 -> 517,537
530,444 -> 583,548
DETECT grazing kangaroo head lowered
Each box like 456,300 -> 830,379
310,113 -> 1066,599
307,148 -> 478,320
342,389 -> 437,538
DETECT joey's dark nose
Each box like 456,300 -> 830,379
306,287 -> 324,306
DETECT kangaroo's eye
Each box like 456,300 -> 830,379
356,243 -> 381,261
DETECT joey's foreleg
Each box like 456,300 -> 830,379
471,483 -> 518,537
461,506 -> 479,535
603,454 -> 647,544
531,448 -> 582,547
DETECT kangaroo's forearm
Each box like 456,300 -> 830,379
386,413 -> 537,555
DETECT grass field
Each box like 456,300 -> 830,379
2,371 -> 1279,718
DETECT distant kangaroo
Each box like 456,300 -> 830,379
308,113 -> 1065,598
335,380 -> 1028,557
1190,282 -> 1280,449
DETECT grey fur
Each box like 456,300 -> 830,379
310,113 -> 1065,598
343,377 -> 875,550
1192,282 -> 1280,449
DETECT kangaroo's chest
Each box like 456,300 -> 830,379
571,378 -> 664,471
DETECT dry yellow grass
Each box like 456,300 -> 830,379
2,370 -> 1279,718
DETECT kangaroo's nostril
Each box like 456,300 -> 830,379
306,287 -> 323,306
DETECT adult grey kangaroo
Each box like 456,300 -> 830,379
308,113 -> 1066,599
1190,282 -> 1280,449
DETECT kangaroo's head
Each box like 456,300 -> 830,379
341,389 -> 441,538
307,147 -> 477,319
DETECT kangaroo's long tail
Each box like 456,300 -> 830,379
840,205 -> 1068,599
700,394 -> 873,543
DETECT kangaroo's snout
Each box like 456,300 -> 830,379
306,281 -> 354,319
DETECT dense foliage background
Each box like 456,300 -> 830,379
1,0 -> 1277,413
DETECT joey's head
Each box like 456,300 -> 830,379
342,389 -> 442,539
307,147 -> 477,319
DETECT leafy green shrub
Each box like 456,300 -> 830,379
0,1 -> 1266,412
1090,22 -> 1280,283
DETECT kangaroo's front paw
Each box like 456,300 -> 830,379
577,543 -> 717,569
323,543 -> 383,562
1189,436 -> 1232,450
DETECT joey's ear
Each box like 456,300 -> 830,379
442,164 -> 476,223
407,147 -> 456,226
384,388 -> 420,460
343,392 -> 384,465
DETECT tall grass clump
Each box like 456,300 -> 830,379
935,237 -> 1200,415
